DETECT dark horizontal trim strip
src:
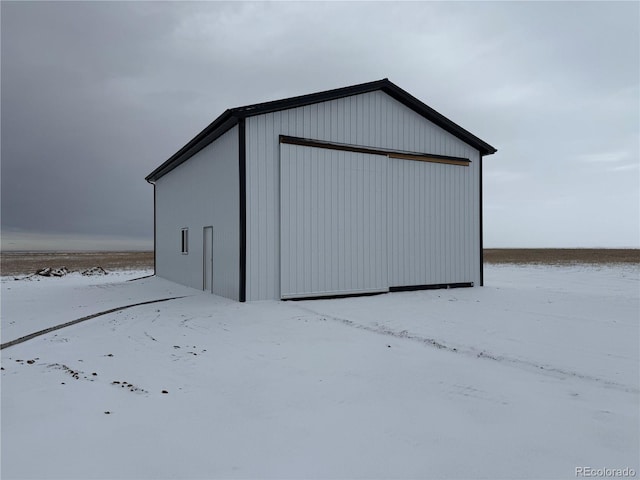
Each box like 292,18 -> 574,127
283,282 -> 473,301
388,152 -> 469,166
389,282 -> 473,292
282,290 -> 387,302
280,135 -> 470,165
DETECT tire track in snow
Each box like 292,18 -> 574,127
1,296 -> 190,350
293,304 -> 639,394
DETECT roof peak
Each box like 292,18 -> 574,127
230,78 -> 392,117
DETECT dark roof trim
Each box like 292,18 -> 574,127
146,78 -> 497,183
280,135 -> 470,166
146,111 -> 237,183
479,154 -> 484,287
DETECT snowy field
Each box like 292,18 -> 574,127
1,265 -> 638,479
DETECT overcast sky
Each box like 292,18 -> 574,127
1,1 -> 638,251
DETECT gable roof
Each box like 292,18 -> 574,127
146,78 -> 497,183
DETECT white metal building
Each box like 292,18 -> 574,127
146,79 -> 497,302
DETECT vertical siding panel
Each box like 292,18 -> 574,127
418,161 -> 424,284
254,115 -> 261,298
380,94 -> 387,148
407,163 -> 413,282
264,114 -> 273,298
249,119 -> 258,299
312,146 -> 319,293
436,165 -> 442,281
337,101 -> 344,143
337,150 -> 343,289
274,113 -> 281,294
362,154 -> 368,288
306,147 -> 312,294
325,102 -> 331,139
356,95 -> 363,145
444,164 -> 449,281
296,145 -> 302,292
331,101 -> 338,139
403,161 -> 409,282
357,154 -> 364,288
375,93 -> 381,147
317,146 -> 324,294
351,96 -> 358,145
280,144 -> 289,296
334,149 -> 341,291
347,150 -> 353,290
387,158 -> 394,283
257,115 -> 266,298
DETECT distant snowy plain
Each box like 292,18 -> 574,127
1,264 -> 638,479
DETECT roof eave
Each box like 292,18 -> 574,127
145,110 -> 239,183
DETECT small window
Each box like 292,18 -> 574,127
181,228 -> 188,254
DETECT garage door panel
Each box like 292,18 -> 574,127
280,144 -> 388,299
388,158 -> 472,285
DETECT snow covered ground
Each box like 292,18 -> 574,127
1,265 -> 638,479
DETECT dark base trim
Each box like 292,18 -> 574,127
283,291 -> 387,302
390,282 -> 473,292
282,282 -> 473,301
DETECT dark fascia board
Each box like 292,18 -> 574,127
146,78 -> 497,183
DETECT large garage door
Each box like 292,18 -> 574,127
280,144 -> 388,299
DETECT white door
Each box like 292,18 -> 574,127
203,226 -> 213,292
280,144 -> 388,299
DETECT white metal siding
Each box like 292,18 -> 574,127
246,90 -> 480,300
280,144 -> 388,298
155,126 -> 240,300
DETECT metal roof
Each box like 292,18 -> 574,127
145,78 -> 497,183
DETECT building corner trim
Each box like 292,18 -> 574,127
153,184 -> 157,275
238,118 -> 247,302
479,153 -> 484,287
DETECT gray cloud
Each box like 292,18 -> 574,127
1,1 -> 638,250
